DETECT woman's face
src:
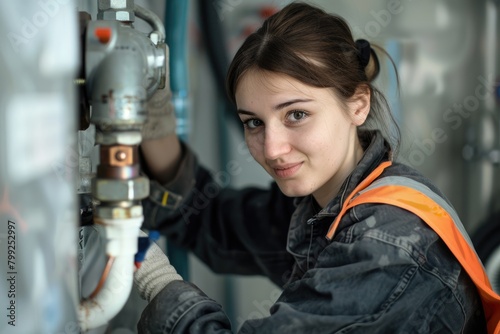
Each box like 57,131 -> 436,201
235,70 -> 369,207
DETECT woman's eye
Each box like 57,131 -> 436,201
243,118 -> 263,129
288,110 -> 307,122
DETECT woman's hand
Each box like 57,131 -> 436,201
140,45 -> 182,184
134,231 -> 183,302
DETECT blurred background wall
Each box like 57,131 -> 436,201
0,1 -> 80,333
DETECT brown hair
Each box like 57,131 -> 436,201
226,2 -> 400,154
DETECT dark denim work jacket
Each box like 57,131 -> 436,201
139,131 -> 486,333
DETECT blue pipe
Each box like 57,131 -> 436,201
164,0 -> 190,280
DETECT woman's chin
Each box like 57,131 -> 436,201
275,181 -> 312,198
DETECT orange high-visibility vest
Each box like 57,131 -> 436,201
326,161 -> 500,334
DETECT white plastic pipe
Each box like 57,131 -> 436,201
78,216 -> 143,332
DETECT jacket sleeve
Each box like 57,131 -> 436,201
140,143 -> 296,285
138,281 -> 232,334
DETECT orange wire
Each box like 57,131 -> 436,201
88,256 -> 115,300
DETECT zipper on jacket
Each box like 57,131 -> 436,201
306,220 -> 315,269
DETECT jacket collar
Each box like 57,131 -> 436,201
285,131 -> 391,275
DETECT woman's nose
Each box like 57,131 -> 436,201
263,126 -> 291,160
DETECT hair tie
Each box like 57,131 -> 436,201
355,39 -> 371,68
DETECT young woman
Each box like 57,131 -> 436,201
136,2 -> 490,333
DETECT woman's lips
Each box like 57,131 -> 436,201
273,163 -> 303,178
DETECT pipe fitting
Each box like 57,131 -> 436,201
95,204 -> 143,219
96,165 -> 140,179
99,0 -> 133,9
98,0 -> 135,22
86,20 -> 164,129
92,177 -> 149,202
100,10 -> 134,22
95,131 -> 142,146
100,145 -> 138,167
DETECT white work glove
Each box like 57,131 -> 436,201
134,231 -> 182,302
141,46 -> 176,141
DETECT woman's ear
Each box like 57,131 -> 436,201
348,85 -> 371,126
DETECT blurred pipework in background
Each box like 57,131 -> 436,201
0,0 -> 499,333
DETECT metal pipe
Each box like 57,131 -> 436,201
79,1 -> 166,329
165,0 -> 190,140
135,4 -> 166,42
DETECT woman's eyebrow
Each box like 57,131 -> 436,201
237,98 -> 313,115
237,109 -> 255,116
274,98 -> 313,110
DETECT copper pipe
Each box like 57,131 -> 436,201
97,165 -> 140,179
